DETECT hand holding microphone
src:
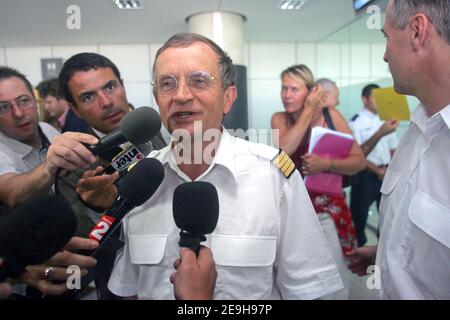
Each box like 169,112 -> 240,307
19,237 -> 98,296
87,106 -> 161,156
171,181 -> 219,299
45,131 -> 99,175
74,158 -> 165,292
172,181 -> 219,255
0,195 -> 78,281
47,106 -> 162,175
75,142 -> 154,211
86,157 -> 165,254
0,195 -> 98,296
170,247 -> 217,300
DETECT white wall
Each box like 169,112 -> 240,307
0,43 -> 173,141
1,44 -> 158,110
246,41 -> 395,131
5,47 -> 52,86
1,41 -> 402,137
0,48 -> 5,65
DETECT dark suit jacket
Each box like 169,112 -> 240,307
62,109 -> 90,133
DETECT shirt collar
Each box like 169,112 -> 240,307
58,107 -> 69,128
0,123 -> 48,159
158,127 -> 238,183
411,103 -> 450,133
362,108 -> 378,119
210,128 -> 238,182
440,104 -> 450,130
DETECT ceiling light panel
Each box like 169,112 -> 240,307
114,0 -> 143,10
277,0 -> 310,10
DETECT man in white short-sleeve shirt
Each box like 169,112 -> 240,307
348,0 -> 450,299
107,33 -> 343,300
108,128 -> 343,299
0,66 -> 99,209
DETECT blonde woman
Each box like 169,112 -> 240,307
272,65 -> 365,299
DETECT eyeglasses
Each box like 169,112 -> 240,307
152,71 -> 216,95
0,96 -> 35,115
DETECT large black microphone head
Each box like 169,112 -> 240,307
0,195 -> 77,278
121,107 -> 162,146
173,182 -> 219,236
120,157 -> 165,206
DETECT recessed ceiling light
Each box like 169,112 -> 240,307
277,0 -> 309,10
113,0 -> 143,10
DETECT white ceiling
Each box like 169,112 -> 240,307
0,0 -> 385,46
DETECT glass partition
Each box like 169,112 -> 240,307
317,0 -> 415,138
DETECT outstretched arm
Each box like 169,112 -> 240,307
0,132 -> 98,208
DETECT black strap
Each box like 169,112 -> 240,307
38,126 -> 51,151
322,107 -> 336,131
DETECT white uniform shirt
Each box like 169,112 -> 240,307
108,129 -> 343,300
377,103 -> 450,299
349,108 -> 398,166
0,122 -> 59,175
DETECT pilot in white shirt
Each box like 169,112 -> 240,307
108,129 -> 343,300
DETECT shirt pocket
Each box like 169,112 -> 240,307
400,191 -> 450,298
211,235 -> 277,299
408,191 -> 450,248
128,234 -> 168,265
212,235 -> 277,266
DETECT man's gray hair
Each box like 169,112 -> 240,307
391,0 -> 450,45
315,78 -> 337,93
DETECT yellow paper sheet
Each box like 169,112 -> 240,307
372,87 -> 410,121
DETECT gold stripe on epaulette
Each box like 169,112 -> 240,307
284,161 -> 296,178
272,150 -> 296,179
273,152 -> 288,169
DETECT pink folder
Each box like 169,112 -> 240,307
305,132 -> 354,196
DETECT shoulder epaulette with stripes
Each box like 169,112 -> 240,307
271,150 -> 296,179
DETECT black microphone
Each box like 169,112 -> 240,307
172,182 -> 219,255
72,158 -> 165,292
103,142 -> 153,175
88,157 -> 165,254
0,195 -> 77,281
89,107 -> 161,155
